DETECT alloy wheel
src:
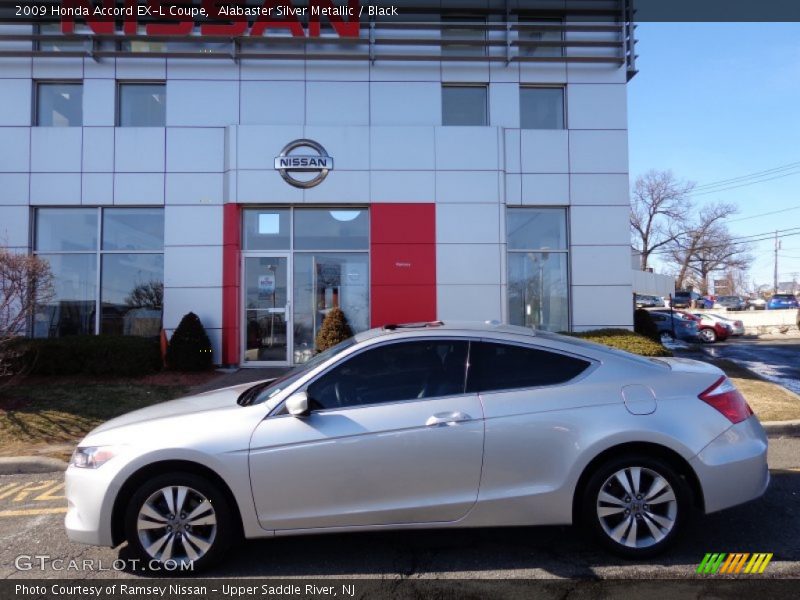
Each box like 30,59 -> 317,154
136,485 -> 217,564
595,466 -> 678,549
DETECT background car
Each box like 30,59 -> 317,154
64,321 -> 767,570
767,294 -> 800,310
635,294 -> 665,308
670,291 -> 698,309
707,314 -> 745,336
713,296 -> 747,311
690,312 -> 735,342
746,297 -> 767,310
649,311 -> 700,342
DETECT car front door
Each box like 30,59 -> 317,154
248,338 -> 484,531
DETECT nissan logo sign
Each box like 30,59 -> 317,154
274,139 -> 333,189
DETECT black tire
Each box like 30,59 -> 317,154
581,454 -> 691,558
698,328 -> 717,343
124,472 -> 236,572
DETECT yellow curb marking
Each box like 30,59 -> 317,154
0,507 -> 67,517
11,480 -> 56,502
0,481 -> 65,503
0,483 -> 25,500
34,482 -> 65,501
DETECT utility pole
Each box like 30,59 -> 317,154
773,230 -> 779,294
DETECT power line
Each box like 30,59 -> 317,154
724,204 -> 800,223
648,229 -> 800,256
690,169 -> 800,197
692,160 -> 800,191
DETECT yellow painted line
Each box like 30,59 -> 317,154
0,507 -> 67,517
35,482 -> 65,501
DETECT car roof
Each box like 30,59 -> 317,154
354,320 -> 538,343
353,320 -> 665,369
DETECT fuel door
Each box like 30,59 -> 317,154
622,384 -> 657,415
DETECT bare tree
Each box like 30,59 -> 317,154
630,170 -> 695,270
666,203 -> 752,294
125,280 -> 164,309
0,247 -> 54,378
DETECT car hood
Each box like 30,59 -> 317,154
89,380 -> 272,435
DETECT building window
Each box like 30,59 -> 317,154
506,208 -> 569,332
442,85 -> 488,126
33,208 -> 165,338
242,208 -> 370,364
37,23 -> 87,52
35,82 -> 82,126
518,17 -> 564,58
520,87 -> 565,129
441,15 -> 487,57
118,83 -> 166,127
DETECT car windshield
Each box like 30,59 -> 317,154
772,295 -> 794,300
239,338 -> 357,406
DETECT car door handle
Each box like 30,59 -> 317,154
425,412 -> 472,427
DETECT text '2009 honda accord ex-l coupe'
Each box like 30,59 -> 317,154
65,321 -> 769,571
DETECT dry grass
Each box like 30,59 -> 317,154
0,381 -> 189,458
708,358 -> 800,422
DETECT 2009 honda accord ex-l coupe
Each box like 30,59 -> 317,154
65,322 -> 769,570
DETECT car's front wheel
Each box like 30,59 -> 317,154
124,472 -> 235,572
582,455 -> 690,558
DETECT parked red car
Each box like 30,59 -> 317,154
673,311 -> 730,343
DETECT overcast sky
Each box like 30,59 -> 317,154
627,22 -> 800,289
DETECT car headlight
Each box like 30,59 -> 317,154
69,446 -> 117,469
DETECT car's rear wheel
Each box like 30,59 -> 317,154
582,455 -> 690,558
124,472 -> 235,572
698,328 -> 717,343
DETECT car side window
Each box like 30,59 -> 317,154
306,340 -> 469,410
466,341 -> 590,393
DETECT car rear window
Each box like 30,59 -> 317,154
466,341 -> 590,393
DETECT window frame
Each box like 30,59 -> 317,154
517,16 -> 565,58
466,338 -> 596,396
506,207 -> 571,332
34,80 -> 83,127
116,81 -> 167,127
519,85 -> 566,130
441,83 -> 490,126
440,14 -> 488,58
273,337 -> 473,415
32,206 -> 165,337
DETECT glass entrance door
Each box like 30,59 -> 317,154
243,255 -> 290,364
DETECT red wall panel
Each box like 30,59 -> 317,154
371,243 -> 436,286
370,203 -> 436,327
221,203 -> 241,366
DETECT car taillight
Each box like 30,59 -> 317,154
698,376 -> 753,424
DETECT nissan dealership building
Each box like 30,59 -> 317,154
0,0 -> 637,366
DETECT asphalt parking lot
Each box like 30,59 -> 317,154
705,338 -> 800,395
0,436 -> 798,580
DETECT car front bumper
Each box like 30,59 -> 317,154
64,463 -> 122,547
690,416 -> 769,514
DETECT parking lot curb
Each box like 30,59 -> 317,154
762,420 -> 800,437
0,456 -> 68,475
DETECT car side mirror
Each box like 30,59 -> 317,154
286,391 -> 310,417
